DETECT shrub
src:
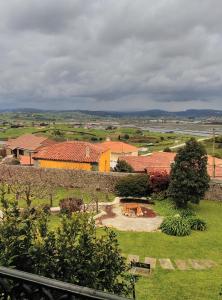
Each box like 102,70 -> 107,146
151,191 -> 167,201
149,171 -> 170,193
160,216 -> 191,236
179,208 -> 196,218
189,217 -> 207,231
115,175 -> 150,197
60,198 -> 83,215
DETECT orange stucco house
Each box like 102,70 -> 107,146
33,141 -> 110,172
100,141 -> 138,169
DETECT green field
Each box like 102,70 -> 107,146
0,121 -> 195,154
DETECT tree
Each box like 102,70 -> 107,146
0,197 -> 133,297
168,138 -> 210,208
114,159 -> 134,173
163,147 -> 172,152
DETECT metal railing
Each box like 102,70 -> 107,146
0,266 -> 129,300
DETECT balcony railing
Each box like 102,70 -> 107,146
0,266 -> 130,300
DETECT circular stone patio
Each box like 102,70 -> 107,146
98,205 -> 163,232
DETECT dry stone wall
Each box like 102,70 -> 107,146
204,180 -> 222,201
0,165 -> 132,193
1,165 -> 222,199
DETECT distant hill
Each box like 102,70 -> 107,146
0,108 -> 222,118
75,109 -> 222,118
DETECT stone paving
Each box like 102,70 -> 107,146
175,259 -> 191,270
101,206 -> 163,232
159,258 -> 175,270
144,257 -> 157,269
128,255 -> 217,271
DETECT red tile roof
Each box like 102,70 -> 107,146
7,134 -> 54,151
20,155 -> 34,166
118,155 -> 153,172
120,152 -> 222,178
33,141 -> 107,163
100,141 -> 138,153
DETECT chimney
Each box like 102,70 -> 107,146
85,146 -> 90,158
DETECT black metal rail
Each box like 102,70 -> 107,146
0,266 -> 129,300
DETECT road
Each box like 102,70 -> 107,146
141,137 -> 212,156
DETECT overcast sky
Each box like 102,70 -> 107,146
0,0 -> 222,111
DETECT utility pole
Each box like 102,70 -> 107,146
212,128 -> 216,178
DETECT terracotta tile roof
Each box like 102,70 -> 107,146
7,134 -> 53,151
120,152 -> 222,178
118,155 -> 153,172
100,141 -> 138,153
33,141 -> 107,163
20,155 -> 34,165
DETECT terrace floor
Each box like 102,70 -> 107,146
98,204 -> 163,232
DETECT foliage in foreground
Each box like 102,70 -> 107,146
0,196 -> 132,297
168,138 -> 210,208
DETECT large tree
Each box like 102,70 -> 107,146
168,138 -> 210,208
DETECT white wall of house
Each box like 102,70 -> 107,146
110,151 -> 138,168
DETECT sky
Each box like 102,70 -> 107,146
0,0 -> 222,111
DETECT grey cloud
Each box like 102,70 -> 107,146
0,0 -> 222,110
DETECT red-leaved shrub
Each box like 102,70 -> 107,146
149,171 -> 170,193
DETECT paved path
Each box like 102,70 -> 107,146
127,255 -> 217,271
101,206 -> 163,232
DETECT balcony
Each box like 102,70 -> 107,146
0,266 -> 130,299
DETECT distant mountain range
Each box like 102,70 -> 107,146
1,108 -> 222,118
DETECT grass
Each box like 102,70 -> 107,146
4,187 -> 115,208
116,200 -> 222,300
46,199 -> 222,299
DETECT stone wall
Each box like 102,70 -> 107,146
0,165 -> 132,193
204,180 -> 222,201
1,165 -> 222,199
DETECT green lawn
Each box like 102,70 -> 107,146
116,200 -> 222,300
47,200 -> 222,299
4,187 -> 115,208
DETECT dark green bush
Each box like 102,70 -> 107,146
179,208 -> 196,218
151,191 -> 167,201
189,217 -> 207,231
160,216 -> 191,236
115,175 -> 150,197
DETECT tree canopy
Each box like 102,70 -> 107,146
168,138 -> 210,208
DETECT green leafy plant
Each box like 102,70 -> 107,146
0,195 -> 133,297
179,208 -> 196,218
189,217 -> 207,231
160,216 -> 191,236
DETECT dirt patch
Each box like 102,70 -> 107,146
97,205 -> 116,224
141,206 -> 157,218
